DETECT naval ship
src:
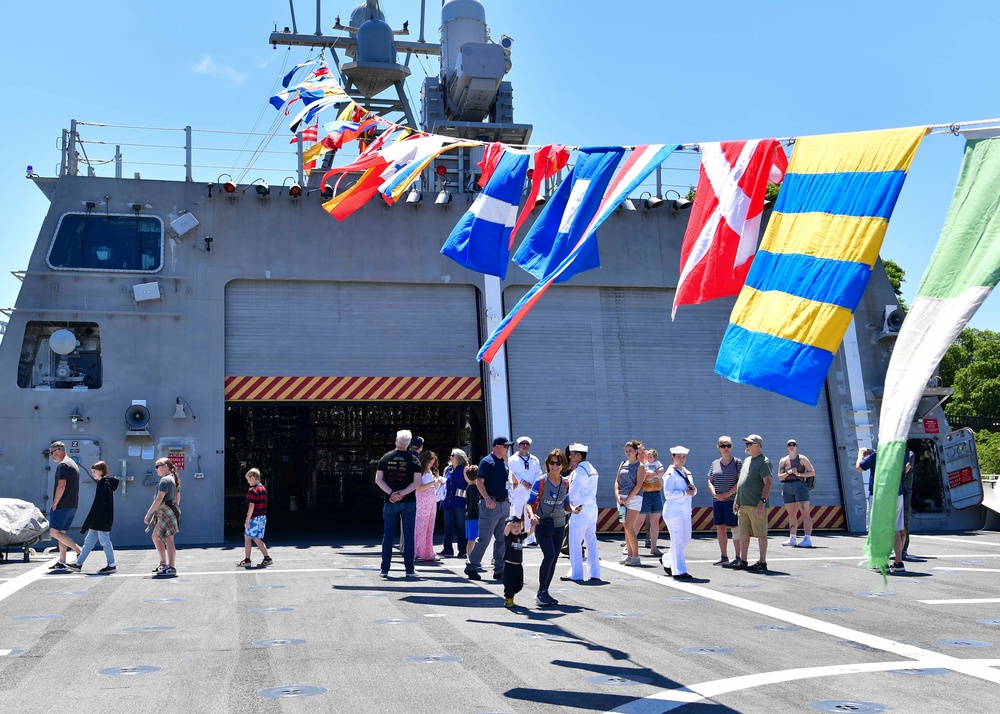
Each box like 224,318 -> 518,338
0,0 -> 986,547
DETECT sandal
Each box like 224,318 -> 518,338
237,558 -> 252,567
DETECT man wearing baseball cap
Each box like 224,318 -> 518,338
732,434 -> 773,572
465,437 -> 513,581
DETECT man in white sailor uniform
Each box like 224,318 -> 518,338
511,436 -> 542,545
563,443 -> 602,582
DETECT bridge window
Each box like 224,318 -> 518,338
47,212 -> 163,272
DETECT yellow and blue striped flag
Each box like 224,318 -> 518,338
714,126 -> 927,406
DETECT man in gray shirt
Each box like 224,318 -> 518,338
48,441 -> 82,570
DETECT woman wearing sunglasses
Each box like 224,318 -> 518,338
527,449 -> 580,606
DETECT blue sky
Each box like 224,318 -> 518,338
2,1 -> 997,331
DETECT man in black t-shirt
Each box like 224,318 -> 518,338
374,429 -> 423,577
48,441 -> 83,570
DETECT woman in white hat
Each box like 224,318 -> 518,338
661,446 -> 697,580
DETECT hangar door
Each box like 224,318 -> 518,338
503,285 -> 844,528
223,280 -> 485,533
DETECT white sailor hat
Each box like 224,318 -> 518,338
670,445 -> 690,455
568,442 -> 588,453
516,436 -> 532,445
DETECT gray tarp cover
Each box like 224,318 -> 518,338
0,498 -> 49,547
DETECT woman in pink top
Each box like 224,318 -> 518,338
415,451 -> 445,561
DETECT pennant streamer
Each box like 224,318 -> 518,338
672,139 -> 787,318
865,136 -> 1000,569
714,127 -> 927,406
441,150 -> 532,278
509,145 -> 571,247
480,144 -> 676,363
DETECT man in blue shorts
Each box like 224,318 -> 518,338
707,436 -> 741,566
48,442 -> 82,570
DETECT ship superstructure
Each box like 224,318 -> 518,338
0,0 -> 984,546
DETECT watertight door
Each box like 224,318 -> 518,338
941,428 -> 983,510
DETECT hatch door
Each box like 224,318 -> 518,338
941,428 -> 984,510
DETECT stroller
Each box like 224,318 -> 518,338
0,499 -> 50,562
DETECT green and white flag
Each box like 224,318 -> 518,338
865,136 -> 1000,569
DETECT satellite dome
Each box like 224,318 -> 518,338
350,0 -> 385,28
49,329 -> 77,355
442,0 -> 486,24
357,18 -> 396,63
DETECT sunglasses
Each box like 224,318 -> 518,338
546,460 -> 562,466
718,444 -> 732,448
787,443 -> 797,447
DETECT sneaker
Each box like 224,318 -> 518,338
379,571 -> 389,578
535,592 -> 557,606
260,557 -> 273,568
798,536 -> 812,548
730,559 -> 748,570
644,539 -> 651,549
492,571 -> 503,581
237,558 -> 251,568
504,597 -> 514,608
619,555 -> 630,564
98,565 -> 117,574
161,566 -> 177,576
889,561 -> 905,573
649,547 -> 664,557
624,556 -> 641,567
404,571 -> 420,579
152,564 -> 167,574
782,536 -> 797,547
50,561 -> 68,571
466,569 -> 482,581
713,556 -> 730,566
66,562 -> 82,572
747,561 -> 768,572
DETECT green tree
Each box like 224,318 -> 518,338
975,429 -> 1000,475
883,259 -> 908,310
944,329 -> 1000,418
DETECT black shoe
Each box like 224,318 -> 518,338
662,565 -> 672,576
98,565 -> 117,574
713,556 -> 730,566
50,562 -> 68,571
466,569 -> 482,581
492,571 -> 503,581
535,592 -> 556,607
747,561 -> 768,572
730,559 -> 748,570
260,557 -> 273,567
66,562 -> 82,572
673,572 -> 694,581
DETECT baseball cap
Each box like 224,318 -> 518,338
411,436 -> 424,448
492,437 -> 514,447
742,434 -> 763,445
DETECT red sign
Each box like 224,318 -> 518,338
167,453 -> 185,471
923,418 -> 939,434
948,467 -> 973,489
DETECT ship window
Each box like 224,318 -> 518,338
47,212 -> 163,272
17,321 -> 102,389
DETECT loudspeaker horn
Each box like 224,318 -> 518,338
125,404 -> 150,430
883,305 -> 906,333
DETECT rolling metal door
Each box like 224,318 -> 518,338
225,280 -> 480,377
504,285 -> 843,512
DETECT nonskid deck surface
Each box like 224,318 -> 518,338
2,532 -> 1000,713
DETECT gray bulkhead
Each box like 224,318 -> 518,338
0,170 -> 900,545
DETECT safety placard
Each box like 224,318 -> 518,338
948,466 -> 973,489
923,418 -> 939,434
167,453 -> 185,471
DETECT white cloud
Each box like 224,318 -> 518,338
194,55 -> 249,84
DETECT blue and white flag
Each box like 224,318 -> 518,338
512,147 -> 625,283
441,150 -> 532,279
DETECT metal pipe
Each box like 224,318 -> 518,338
185,126 -> 193,182
68,119 -> 78,177
419,0 -> 427,43
288,0 -> 298,33
59,129 -> 68,176
296,132 -> 305,186
115,145 -> 122,179
314,0 -> 321,35
655,165 -> 662,197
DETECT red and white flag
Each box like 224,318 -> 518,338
289,124 -> 319,144
672,139 -> 787,319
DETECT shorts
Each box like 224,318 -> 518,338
625,494 -> 643,512
895,495 -> 904,531
712,500 -> 738,527
781,480 -> 811,504
49,507 -> 77,532
737,504 -> 768,538
465,519 -> 479,542
640,490 -> 663,514
245,515 -> 267,540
